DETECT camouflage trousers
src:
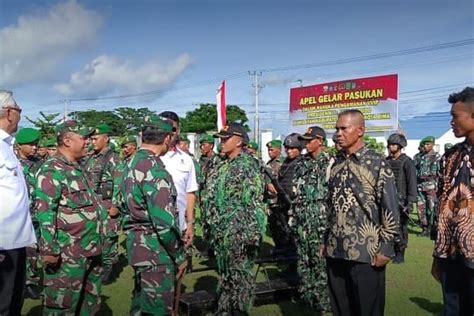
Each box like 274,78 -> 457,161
417,189 -> 437,228
43,255 -> 102,316
216,244 -> 258,314
131,265 -> 175,316
26,220 -> 41,286
268,205 -> 293,250
103,215 -> 120,267
294,234 -> 331,311
26,244 -> 41,286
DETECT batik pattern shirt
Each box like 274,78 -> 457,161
434,142 -> 473,268
325,146 -> 400,263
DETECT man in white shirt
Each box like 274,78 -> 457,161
0,90 -> 37,315
158,111 -> 197,248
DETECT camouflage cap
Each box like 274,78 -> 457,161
199,134 -> 214,144
55,120 -> 94,137
144,114 -> 174,132
119,134 -> 137,146
248,141 -> 259,150
178,134 -> 190,142
43,137 -> 57,147
298,125 -> 326,140
15,128 -> 40,145
266,139 -> 282,148
93,122 -> 111,135
421,136 -> 435,145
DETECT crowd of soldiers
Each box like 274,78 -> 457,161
1,86 -> 473,316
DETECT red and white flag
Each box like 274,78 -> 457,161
216,80 -> 226,131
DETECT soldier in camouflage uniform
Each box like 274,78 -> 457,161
119,115 -> 185,315
290,126 -> 331,311
84,123 -> 120,283
415,136 -> 440,237
112,135 -> 137,224
247,141 -> 259,157
37,137 -> 50,160
35,120 -> 104,315
15,127 -> 42,299
203,123 -> 266,315
265,140 -> 286,250
198,134 -> 216,182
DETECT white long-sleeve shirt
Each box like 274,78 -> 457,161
0,128 -> 36,250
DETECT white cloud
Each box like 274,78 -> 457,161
54,54 -> 193,97
0,0 -> 102,86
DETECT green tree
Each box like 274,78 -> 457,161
114,107 -> 157,130
180,103 -> 249,133
26,111 -> 62,138
69,110 -> 125,136
364,135 -> 386,154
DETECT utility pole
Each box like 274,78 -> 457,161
249,71 -> 263,145
63,99 -> 70,120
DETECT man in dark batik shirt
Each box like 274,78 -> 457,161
322,109 -> 400,316
431,87 -> 474,316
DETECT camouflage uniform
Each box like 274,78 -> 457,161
265,155 -> 287,248
120,148 -> 184,315
203,151 -> 266,314
85,147 -> 120,268
415,149 -> 440,233
290,152 -> 331,311
35,152 -> 105,315
18,156 -> 42,288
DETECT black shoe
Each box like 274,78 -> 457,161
102,265 -> 113,285
25,285 -> 41,300
392,253 -> 405,264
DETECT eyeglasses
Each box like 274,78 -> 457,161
2,106 -> 22,114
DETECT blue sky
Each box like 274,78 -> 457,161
1,0 -> 473,138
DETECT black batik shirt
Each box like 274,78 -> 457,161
434,141 -> 473,268
324,146 -> 400,264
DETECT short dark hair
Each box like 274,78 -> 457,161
338,108 -> 364,118
448,87 -> 474,105
158,111 -> 180,124
141,126 -> 170,145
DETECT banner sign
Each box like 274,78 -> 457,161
289,74 -> 398,133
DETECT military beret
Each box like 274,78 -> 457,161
93,122 -> 111,135
199,134 -> 214,144
421,136 -> 435,145
298,126 -> 326,140
248,141 -> 258,150
387,133 -> 407,148
15,128 -> 40,145
266,140 -> 282,148
55,120 -> 93,137
144,114 -> 174,132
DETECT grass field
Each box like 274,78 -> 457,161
22,223 -> 444,315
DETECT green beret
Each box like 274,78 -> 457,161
93,122 -> 111,135
199,134 -> 214,144
421,136 -> 435,145
56,120 -> 94,137
266,140 -> 282,148
15,128 -> 40,145
248,141 -> 259,150
144,115 -> 174,132
119,135 -> 137,147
